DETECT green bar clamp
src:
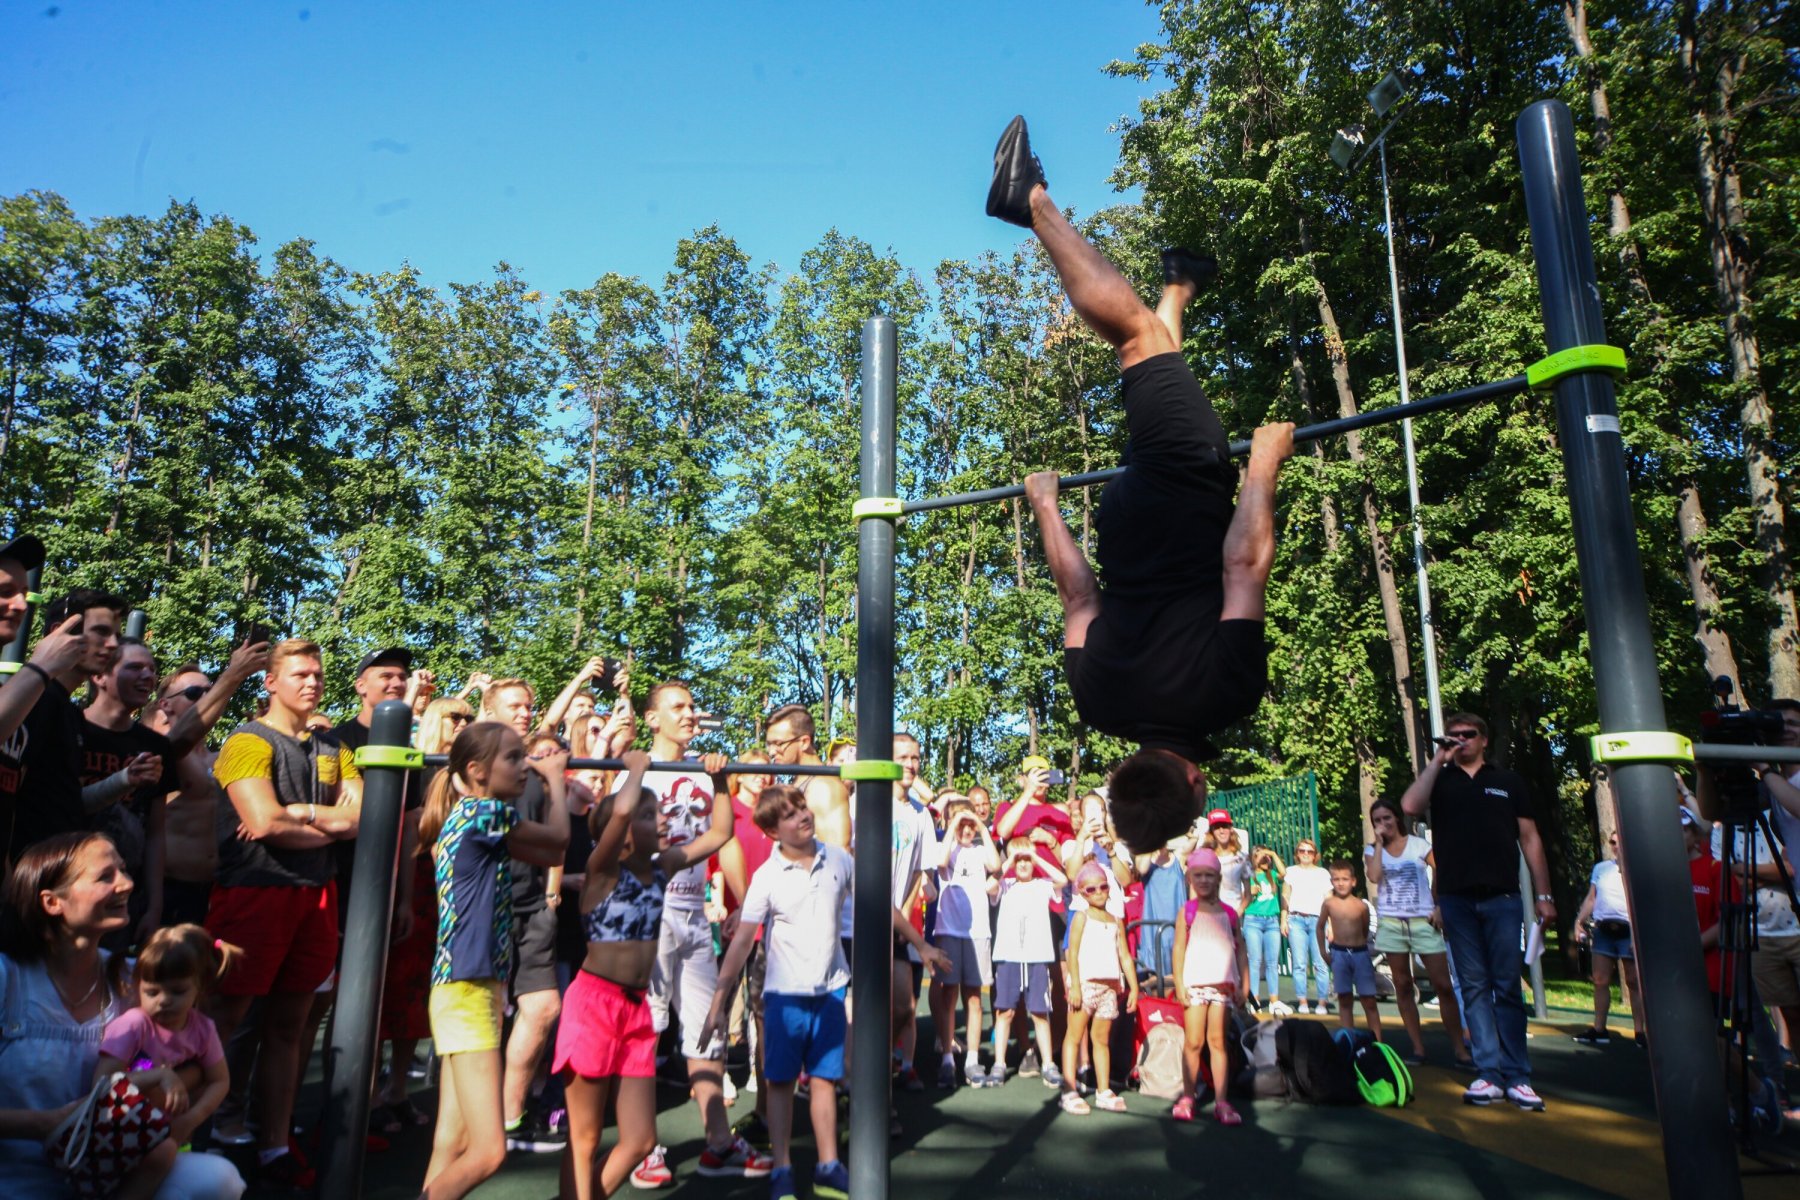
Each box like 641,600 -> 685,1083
0,662 -> 20,676
1589,731 -> 1693,765
840,759 -> 903,782
852,497 -> 904,522
25,592 -> 43,604
1526,344 -> 1626,390
353,745 -> 425,770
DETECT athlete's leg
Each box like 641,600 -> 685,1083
1027,191 -> 1174,370
1219,422 -> 1296,622
1025,472 -> 1100,647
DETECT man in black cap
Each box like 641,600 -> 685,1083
985,117 -> 1295,853
0,586 -> 130,865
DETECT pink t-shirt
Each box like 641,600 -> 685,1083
98,1006 -> 226,1072
1181,900 -> 1242,990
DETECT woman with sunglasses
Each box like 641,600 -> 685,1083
1281,841 -> 1333,1014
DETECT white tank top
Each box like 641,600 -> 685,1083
1376,835 -> 1434,920
1076,914 -> 1123,983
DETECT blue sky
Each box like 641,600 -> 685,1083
1,1 -> 1164,294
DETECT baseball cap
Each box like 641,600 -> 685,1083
0,534 -> 45,572
1020,754 -> 1051,773
355,647 -> 413,676
1207,808 -> 1233,826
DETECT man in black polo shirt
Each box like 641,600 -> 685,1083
987,116 -> 1296,856
1401,711 -> 1556,1112
2,588 -> 126,866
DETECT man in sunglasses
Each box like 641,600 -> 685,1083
140,639 -> 274,928
1401,712 -> 1555,1113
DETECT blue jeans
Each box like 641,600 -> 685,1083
1243,913 -> 1283,1000
1439,891 -> 1530,1087
1286,913 -> 1331,1002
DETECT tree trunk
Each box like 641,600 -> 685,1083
817,552 -> 832,736
1675,480 -> 1744,691
1680,1 -> 1799,697
1287,309 -> 1340,553
572,383 -> 605,650
1304,219 -> 1422,771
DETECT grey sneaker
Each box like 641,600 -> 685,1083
982,1063 -> 1007,1088
1041,1063 -> 1065,1090
1019,1050 -> 1041,1078
936,1058 -> 957,1089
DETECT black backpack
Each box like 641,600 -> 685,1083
1274,1020 -> 1361,1105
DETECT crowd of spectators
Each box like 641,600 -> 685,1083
0,534 -> 1796,1198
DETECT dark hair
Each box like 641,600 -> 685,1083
1445,712 -> 1489,740
765,704 -> 815,740
1369,797 -> 1408,840
1770,698 -> 1800,717
589,784 -> 656,842
1328,857 -> 1358,875
1107,750 -> 1203,853
420,722 -> 517,851
40,588 -> 128,633
1,832 -> 130,994
135,923 -> 242,997
753,784 -> 808,836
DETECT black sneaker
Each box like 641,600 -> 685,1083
986,115 -> 1046,227
256,1149 -> 316,1193
1160,246 -> 1218,290
1572,1027 -> 1611,1046
506,1109 -> 567,1153
732,1110 -> 772,1151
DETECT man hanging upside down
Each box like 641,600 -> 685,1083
987,115 -> 1295,854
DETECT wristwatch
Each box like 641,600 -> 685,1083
1535,893 -> 1554,902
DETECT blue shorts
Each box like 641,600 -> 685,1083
994,961 -> 1051,1015
764,988 -> 848,1084
1590,927 -> 1633,961
1330,944 -> 1378,998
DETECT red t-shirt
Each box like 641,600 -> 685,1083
1688,851 -> 1736,994
718,797 -> 775,940
994,800 -> 1075,910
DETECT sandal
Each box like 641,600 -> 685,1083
1170,1095 -> 1195,1122
1214,1098 -> 1243,1126
1059,1091 -> 1091,1115
1093,1089 -> 1127,1113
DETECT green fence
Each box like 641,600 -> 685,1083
1211,771 -> 1319,866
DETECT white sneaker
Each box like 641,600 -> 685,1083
1506,1084 -> 1547,1112
1269,1000 -> 1294,1017
1296,1000 -> 1311,1015
1463,1078 -> 1505,1106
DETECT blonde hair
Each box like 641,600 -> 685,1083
418,697 -> 475,756
482,677 -> 535,716
268,638 -> 321,675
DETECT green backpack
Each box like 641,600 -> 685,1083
1350,1039 -> 1414,1107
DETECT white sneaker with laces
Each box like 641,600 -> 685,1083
1269,1000 -> 1293,1017
1506,1084 -> 1546,1111
1463,1078 -> 1505,1106
1296,1000 -> 1311,1014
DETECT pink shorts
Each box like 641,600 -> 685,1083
554,970 -> 656,1080
1080,981 -> 1121,1020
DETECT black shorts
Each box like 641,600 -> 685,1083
1116,351 -> 1231,477
510,905 -> 560,997
1065,617 -> 1267,760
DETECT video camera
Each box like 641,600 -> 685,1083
1698,675 -> 1785,822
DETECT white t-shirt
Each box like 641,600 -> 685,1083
740,840 -> 853,995
1217,843 -> 1251,910
844,800 -> 935,942
1373,836 -> 1433,920
1713,822 -> 1798,938
1589,859 -> 1631,924
642,764 -> 715,913
992,876 -> 1057,963
1284,864 -> 1332,917
935,842 -> 993,940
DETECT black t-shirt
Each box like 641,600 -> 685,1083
79,718 -> 180,877
213,720 -> 358,888
331,717 -> 422,890
556,805 -> 597,965
3,681 -> 89,864
1427,761 -> 1538,896
510,774 -> 548,916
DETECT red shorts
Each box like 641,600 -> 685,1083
206,881 -> 339,997
554,970 -> 656,1080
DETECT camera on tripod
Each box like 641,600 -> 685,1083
1699,676 -> 1786,823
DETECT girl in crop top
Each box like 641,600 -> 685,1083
416,722 -> 571,1200
555,748 -> 737,1200
1172,848 -> 1248,1126
1058,862 -> 1139,1115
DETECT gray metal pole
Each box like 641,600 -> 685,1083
124,610 -> 147,641
851,315 -> 897,1200
318,698 -> 410,1197
0,566 -> 41,671
1518,100 -> 1739,1199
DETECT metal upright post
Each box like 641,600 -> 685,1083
1518,99 -> 1739,1199
318,698 -> 412,1198
124,610 -> 147,641
851,315 -> 897,1200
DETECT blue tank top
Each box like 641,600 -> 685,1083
584,866 -> 667,944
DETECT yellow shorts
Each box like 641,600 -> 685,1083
429,979 -> 505,1056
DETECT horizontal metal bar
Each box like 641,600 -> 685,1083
415,754 -> 840,776
900,373 -> 1531,516
1690,744 -> 1800,765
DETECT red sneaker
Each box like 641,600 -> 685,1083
695,1135 -> 774,1178
630,1144 -> 673,1189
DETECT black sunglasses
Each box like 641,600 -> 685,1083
170,685 -> 207,702
1447,729 -> 1481,740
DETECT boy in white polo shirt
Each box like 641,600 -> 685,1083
703,784 -> 853,1200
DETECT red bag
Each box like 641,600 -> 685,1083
1129,995 -> 1185,1073
46,1071 -> 171,1199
